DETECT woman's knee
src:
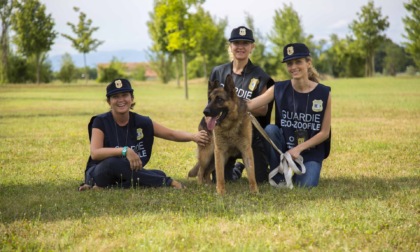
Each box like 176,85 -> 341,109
295,161 -> 322,187
264,124 -> 280,137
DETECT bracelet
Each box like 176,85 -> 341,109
122,146 -> 128,157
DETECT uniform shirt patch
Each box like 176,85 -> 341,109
137,128 -> 144,140
248,78 -> 260,91
312,100 -> 323,112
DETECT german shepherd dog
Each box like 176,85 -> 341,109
188,75 -> 258,195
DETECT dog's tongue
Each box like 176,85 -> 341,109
206,116 -> 217,131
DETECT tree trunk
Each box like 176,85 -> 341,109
202,54 -> 207,78
1,19 -> 9,83
83,53 -> 88,84
175,55 -> 180,87
182,50 -> 188,100
36,54 -> 41,84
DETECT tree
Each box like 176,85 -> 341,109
349,0 -> 389,77
0,0 -> 13,83
245,13 -> 274,76
62,7 -> 103,84
402,0 -> 420,69
97,57 -> 126,83
152,0 -> 204,99
268,3 -> 311,78
324,34 -> 364,78
189,6 -> 227,78
11,0 -> 57,84
58,53 -> 77,83
147,4 -> 174,84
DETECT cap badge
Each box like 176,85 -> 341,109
115,80 -> 123,88
287,46 -> 294,55
239,28 -> 246,36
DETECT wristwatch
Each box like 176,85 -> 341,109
122,146 -> 128,157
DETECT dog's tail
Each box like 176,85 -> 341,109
188,162 -> 199,177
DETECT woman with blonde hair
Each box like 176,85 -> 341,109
248,43 -> 331,187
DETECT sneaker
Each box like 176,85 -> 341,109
232,162 -> 245,180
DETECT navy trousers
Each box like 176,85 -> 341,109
85,157 -> 173,188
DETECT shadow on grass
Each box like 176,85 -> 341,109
1,175 -> 418,223
0,111 -> 94,119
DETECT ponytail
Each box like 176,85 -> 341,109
306,57 -> 320,83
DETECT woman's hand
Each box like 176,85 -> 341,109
193,130 -> 210,147
287,146 -> 303,160
126,148 -> 143,171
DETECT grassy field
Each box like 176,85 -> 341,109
0,77 -> 419,251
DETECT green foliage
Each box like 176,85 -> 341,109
147,50 -> 174,84
5,52 -> 53,83
0,77 -> 419,250
11,0 -> 57,83
349,0 -> 389,77
382,40 -> 407,76
97,57 -> 126,82
61,7 -> 103,54
268,3 -> 312,78
58,53 -> 77,83
62,7 -> 104,83
323,34 -> 364,78
0,0 -> 13,84
129,64 -> 147,81
405,65 -> 417,75
6,53 -> 27,83
403,0 -> 420,69
246,13 -> 275,77
188,6 -> 228,78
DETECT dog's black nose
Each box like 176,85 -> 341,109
203,107 -> 211,116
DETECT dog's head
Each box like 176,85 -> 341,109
203,74 -> 237,130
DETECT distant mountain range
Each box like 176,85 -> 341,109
47,49 -> 148,72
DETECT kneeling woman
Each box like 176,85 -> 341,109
247,43 -> 331,187
79,79 -> 209,191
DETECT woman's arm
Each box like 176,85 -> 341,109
90,127 -> 144,170
247,85 -> 275,111
288,93 -> 332,159
153,121 -> 210,146
90,128 -> 125,161
248,86 -> 268,116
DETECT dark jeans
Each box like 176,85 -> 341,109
85,157 -> 173,188
264,124 -> 322,187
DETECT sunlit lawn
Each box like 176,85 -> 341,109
0,77 -> 419,251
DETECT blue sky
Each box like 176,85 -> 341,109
40,0 -> 408,57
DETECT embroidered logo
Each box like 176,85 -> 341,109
239,28 -> 246,36
115,79 -> 123,88
248,78 -> 260,91
287,46 -> 294,55
136,128 -> 144,140
312,100 -> 323,112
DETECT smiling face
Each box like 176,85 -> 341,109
107,92 -> 133,114
285,57 -> 311,80
230,40 -> 254,60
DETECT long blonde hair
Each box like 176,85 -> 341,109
306,57 -> 320,83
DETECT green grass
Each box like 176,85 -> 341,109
0,77 -> 419,251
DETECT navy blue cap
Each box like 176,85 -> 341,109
229,26 -> 254,42
106,79 -> 134,97
282,43 -> 310,62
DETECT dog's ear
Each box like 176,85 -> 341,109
224,74 -> 236,98
208,79 -> 220,93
